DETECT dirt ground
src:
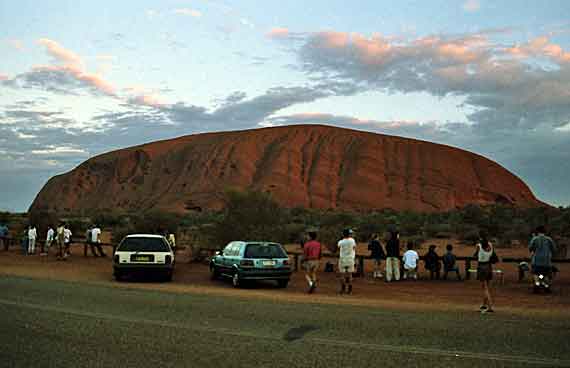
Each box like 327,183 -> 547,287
1,241 -> 569,317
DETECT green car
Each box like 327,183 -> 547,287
210,241 -> 292,288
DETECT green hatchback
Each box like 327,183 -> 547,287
209,241 -> 292,288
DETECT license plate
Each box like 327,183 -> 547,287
262,260 -> 276,267
132,255 -> 152,262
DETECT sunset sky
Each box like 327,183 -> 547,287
1,0 -> 570,211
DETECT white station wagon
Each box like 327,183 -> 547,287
113,234 -> 175,281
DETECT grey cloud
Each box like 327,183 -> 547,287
3,69 -> 107,96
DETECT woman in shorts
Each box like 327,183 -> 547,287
476,235 -> 495,313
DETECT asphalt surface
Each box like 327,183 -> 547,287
1,275 -> 570,368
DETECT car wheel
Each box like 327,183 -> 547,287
210,264 -> 220,280
277,279 -> 289,288
114,270 -> 124,282
232,272 -> 241,288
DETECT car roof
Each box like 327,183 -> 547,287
229,241 -> 282,246
124,234 -> 166,239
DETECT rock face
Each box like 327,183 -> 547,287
29,125 -> 543,214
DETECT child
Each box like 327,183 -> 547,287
443,244 -> 462,280
402,242 -> 419,280
424,245 -> 441,280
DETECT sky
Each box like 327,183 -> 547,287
1,0 -> 570,212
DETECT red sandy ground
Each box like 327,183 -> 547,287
1,241 -> 568,317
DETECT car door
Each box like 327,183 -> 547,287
219,242 -> 234,274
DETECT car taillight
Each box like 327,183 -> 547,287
114,255 -> 120,264
283,259 -> 289,266
165,255 -> 172,265
240,260 -> 254,267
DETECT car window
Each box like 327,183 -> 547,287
244,243 -> 287,259
117,237 -> 170,252
223,243 -> 233,255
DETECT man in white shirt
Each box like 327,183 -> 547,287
27,225 -> 37,255
402,242 -> 420,280
42,226 -> 54,256
63,227 -> 72,258
337,228 -> 356,295
90,225 -> 106,257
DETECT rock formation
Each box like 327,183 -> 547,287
29,125 -> 543,214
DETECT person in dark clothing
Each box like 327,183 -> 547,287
384,231 -> 400,282
424,245 -> 441,280
443,244 -> 462,280
368,233 -> 385,279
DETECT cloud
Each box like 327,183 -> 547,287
7,39 -> 25,51
294,30 -> 570,133
174,8 -> 203,17
0,73 -> 8,81
463,0 -> 480,12
37,38 -> 83,66
267,27 -> 290,39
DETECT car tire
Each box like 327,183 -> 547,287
277,279 -> 289,288
232,271 -> 241,288
210,264 -> 220,280
114,270 -> 124,282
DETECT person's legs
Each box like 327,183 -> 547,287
385,257 -> 393,282
96,243 -> 106,257
393,259 -> 400,281
346,268 -> 353,294
483,280 -> 493,310
90,244 -> 99,257
29,238 -> 35,255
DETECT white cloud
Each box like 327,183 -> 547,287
174,8 -> 202,17
463,0 -> 480,12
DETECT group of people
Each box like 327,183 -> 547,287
301,225 -> 558,314
368,233 -> 462,282
15,223 -> 106,260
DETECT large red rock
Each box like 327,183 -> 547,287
29,125 -> 544,214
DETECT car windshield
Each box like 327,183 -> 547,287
244,243 -> 287,259
118,237 -> 170,252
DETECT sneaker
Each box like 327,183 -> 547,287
480,305 -> 488,314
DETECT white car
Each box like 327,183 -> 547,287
113,234 -> 175,281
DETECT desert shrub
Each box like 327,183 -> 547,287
212,189 -> 286,246
423,223 -> 453,238
131,210 -> 181,234
457,224 -> 480,242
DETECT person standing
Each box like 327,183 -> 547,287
402,242 -> 419,280
303,231 -> 322,293
63,226 -> 72,259
385,230 -> 401,282
529,225 -> 557,292
27,225 -> 37,255
42,225 -> 55,256
0,223 -> 8,251
90,224 -> 106,257
56,222 -> 65,260
337,228 -> 357,295
368,233 -> 385,279
168,232 -> 177,252
476,234 -> 496,313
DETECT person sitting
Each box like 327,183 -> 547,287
442,244 -> 462,280
402,242 -> 419,280
424,245 -> 441,280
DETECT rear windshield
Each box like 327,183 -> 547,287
244,243 -> 287,259
118,237 -> 170,252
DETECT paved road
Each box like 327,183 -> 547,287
1,276 -> 570,368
